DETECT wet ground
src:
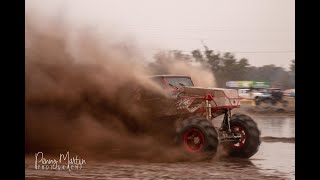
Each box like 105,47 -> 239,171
25,115 -> 295,180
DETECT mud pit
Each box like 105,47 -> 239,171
25,116 -> 295,180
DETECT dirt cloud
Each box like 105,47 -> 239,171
149,51 -> 217,88
25,0 -> 217,161
25,19 -> 169,160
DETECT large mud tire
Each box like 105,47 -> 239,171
226,114 -> 261,158
176,117 -> 219,159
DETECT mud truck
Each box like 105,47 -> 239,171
132,75 -> 261,159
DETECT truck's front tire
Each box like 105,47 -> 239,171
176,117 -> 219,159
225,114 -> 261,158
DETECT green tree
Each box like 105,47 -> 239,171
150,46 -> 294,89
191,49 -> 204,62
289,59 -> 295,88
171,50 -> 192,61
290,59 -> 295,72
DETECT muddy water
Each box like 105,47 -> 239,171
25,116 -> 295,180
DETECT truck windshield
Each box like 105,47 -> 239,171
165,77 -> 194,88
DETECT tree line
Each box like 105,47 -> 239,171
149,46 -> 295,89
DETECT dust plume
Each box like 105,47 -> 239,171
25,0 -> 217,162
25,20 -> 174,160
148,51 -> 217,87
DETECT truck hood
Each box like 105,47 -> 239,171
180,86 -> 239,99
178,86 -> 240,108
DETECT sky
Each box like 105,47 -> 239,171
26,0 -> 295,70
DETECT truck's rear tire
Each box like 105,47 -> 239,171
226,114 -> 261,158
176,117 -> 219,159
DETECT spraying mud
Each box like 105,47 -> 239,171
25,24 -> 181,161
25,0 -> 217,162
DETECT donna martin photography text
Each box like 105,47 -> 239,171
35,151 -> 86,171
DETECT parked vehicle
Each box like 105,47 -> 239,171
255,88 -> 288,107
283,89 -> 295,97
238,88 -> 263,100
